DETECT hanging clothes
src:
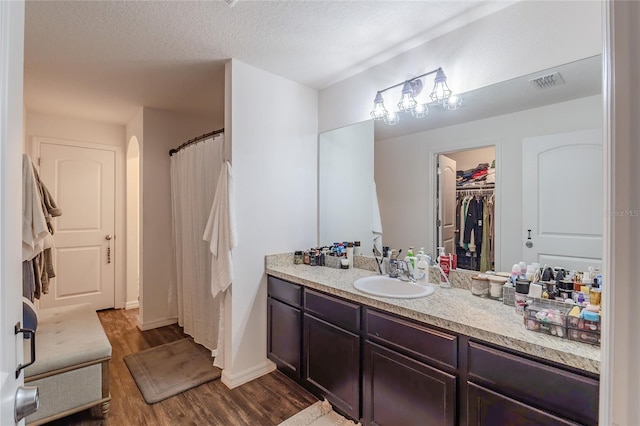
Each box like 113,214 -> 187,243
464,196 -> 483,252
22,154 -> 62,301
480,197 -> 492,272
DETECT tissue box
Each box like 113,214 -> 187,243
524,305 -> 567,338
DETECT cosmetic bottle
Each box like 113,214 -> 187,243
346,242 -> 354,268
353,241 -> 361,256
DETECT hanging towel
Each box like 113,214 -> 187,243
372,181 -> 383,255
22,154 -> 50,262
203,161 -> 237,299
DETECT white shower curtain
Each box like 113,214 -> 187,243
169,135 -> 224,355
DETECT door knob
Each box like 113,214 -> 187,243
105,235 -> 112,240
15,386 -> 39,422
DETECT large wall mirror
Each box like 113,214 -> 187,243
319,55 -> 603,272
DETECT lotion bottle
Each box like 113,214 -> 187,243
416,255 -> 429,284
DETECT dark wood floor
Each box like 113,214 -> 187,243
45,308 -> 317,426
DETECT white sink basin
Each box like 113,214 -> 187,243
353,275 -> 435,299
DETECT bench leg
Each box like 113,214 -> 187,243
100,400 -> 111,418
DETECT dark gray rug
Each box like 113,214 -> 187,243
124,338 -> 221,404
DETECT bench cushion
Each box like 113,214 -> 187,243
24,304 -> 112,377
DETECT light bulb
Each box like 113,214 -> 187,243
412,103 -> 428,118
384,111 -> 399,125
430,68 -> 452,103
443,94 -> 462,110
370,92 -> 388,120
397,81 -> 418,112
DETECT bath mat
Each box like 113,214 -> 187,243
124,338 -> 221,404
278,399 -> 361,426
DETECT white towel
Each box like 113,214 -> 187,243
203,161 -> 237,299
372,180 -> 383,255
22,154 -> 50,261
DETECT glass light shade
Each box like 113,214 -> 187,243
430,68 -> 452,103
443,94 -> 462,110
370,92 -> 388,120
384,111 -> 399,125
411,103 -> 429,118
397,81 -> 418,112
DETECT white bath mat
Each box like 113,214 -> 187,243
278,399 -> 361,426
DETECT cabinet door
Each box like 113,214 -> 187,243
363,341 -> 456,426
303,313 -> 360,420
267,297 -> 301,379
467,383 -> 579,426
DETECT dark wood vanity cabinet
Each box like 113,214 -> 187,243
303,289 -> 361,420
266,275 -> 600,426
363,308 -> 458,426
267,276 -> 302,380
466,341 -> 599,426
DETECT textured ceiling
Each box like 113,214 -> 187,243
24,1 -> 513,125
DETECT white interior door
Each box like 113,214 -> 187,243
36,140 -> 116,311
438,155 -> 457,255
1,1 -> 26,423
522,128 -> 603,271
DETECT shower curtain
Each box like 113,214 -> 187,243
169,134 -> 223,355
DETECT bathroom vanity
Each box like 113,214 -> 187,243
266,255 -> 600,426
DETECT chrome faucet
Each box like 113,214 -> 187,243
396,260 -> 416,282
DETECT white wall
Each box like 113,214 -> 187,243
25,111 -> 125,151
375,95 -> 602,271
25,111 -> 128,308
319,0 -> 602,133
139,108 -> 220,330
318,120 -> 374,254
444,147 -> 494,171
224,59 -> 317,387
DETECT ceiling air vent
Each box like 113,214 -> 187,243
223,0 -> 238,7
529,71 -> 565,89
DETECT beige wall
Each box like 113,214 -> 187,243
139,107 -> 220,330
24,110 -> 127,308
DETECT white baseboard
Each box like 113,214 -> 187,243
221,359 -> 277,389
137,316 -> 177,331
124,300 -> 139,310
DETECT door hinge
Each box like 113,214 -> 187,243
37,157 -> 41,166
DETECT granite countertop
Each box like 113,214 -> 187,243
265,254 -> 600,375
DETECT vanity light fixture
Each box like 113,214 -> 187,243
370,67 -> 461,125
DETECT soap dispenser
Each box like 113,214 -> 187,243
416,255 -> 429,284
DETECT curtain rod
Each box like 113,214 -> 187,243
168,128 -> 224,156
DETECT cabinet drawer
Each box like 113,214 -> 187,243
304,289 -> 360,333
365,308 -> 457,371
268,276 -> 302,308
467,382 -> 578,426
467,341 -> 598,426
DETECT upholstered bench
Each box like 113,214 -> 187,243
24,304 -> 112,425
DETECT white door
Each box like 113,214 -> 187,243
522,128 -> 603,271
35,140 -> 116,311
438,155 -> 457,254
1,1 -> 26,424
